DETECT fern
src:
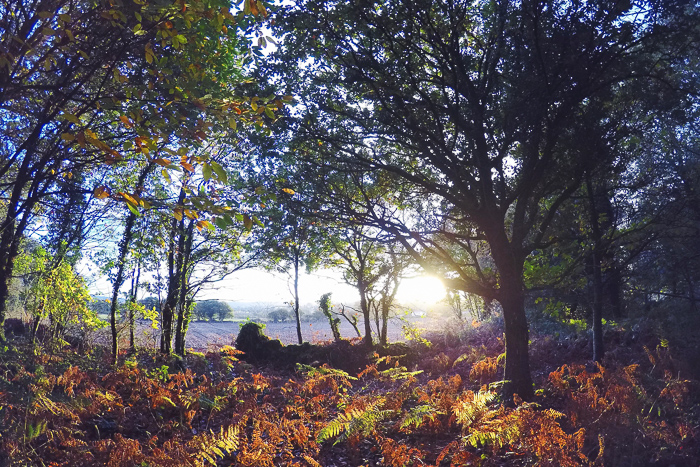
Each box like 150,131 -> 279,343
192,424 -> 240,466
399,404 -> 444,432
453,389 -> 497,428
317,400 -> 396,445
296,363 -> 358,381
379,366 -> 424,381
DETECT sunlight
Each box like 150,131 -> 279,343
397,276 -> 446,304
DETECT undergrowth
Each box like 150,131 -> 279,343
0,324 -> 697,466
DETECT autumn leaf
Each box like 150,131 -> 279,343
119,115 -> 133,128
93,186 -> 111,199
282,187 -> 295,195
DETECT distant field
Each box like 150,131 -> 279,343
91,317 -> 446,350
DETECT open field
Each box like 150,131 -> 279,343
91,316 -> 447,350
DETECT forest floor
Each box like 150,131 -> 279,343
0,318 -> 698,466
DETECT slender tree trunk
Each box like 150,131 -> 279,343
128,261 -> 141,351
161,187 -> 187,355
380,297 -> 390,346
109,211 -> 138,364
174,220 -> 194,356
109,164 -> 154,364
293,249 -> 303,344
587,177 -> 605,362
359,278 -> 372,348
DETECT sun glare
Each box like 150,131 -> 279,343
397,276 -> 446,304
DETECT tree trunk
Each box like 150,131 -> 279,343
293,249 -> 303,344
498,289 -> 533,400
379,297 -> 389,346
587,177 -> 605,362
174,220 -> 194,356
0,228 -> 17,344
359,278 -> 372,348
128,261 -> 141,351
161,187 -> 187,355
489,224 -> 533,400
109,210 -> 138,364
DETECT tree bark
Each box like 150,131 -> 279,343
498,288 -> 534,400
128,260 -> 141,351
108,164 -> 153,364
174,220 -> 194,356
587,177 -> 605,362
292,248 -> 303,344
109,211 -> 138,364
489,224 -> 533,400
359,277 -> 372,348
160,186 -> 187,355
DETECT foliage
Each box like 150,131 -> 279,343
0,323 -> 697,466
318,292 -> 341,342
14,246 -> 104,343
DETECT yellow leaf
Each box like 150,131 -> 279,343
154,158 -> 172,167
282,188 -> 295,195
93,186 -> 111,199
118,192 -> 140,206
61,133 -> 75,142
173,208 -> 183,221
184,209 -> 198,220
119,115 -> 133,128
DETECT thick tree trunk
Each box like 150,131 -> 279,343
499,290 -> 533,400
489,224 -> 533,400
0,229 -> 17,344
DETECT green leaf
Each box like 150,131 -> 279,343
210,161 -> 227,184
126,202 -> 140,217
202,162 -> 212,181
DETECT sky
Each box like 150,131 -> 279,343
85,261 -> 447,308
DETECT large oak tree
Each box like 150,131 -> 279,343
269,0 -> 698,397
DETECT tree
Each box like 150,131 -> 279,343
260,197 -> 328,344
193,300 -> 233,322
0,0 -> 277,344
269,0 -> 699,397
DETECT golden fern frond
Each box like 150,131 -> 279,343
453,389 -> 498,428
317,401 -> 396,445
465,420 -> 520,449
296,364 -> 358,381
191,424 -> 240,466
399,404 -> 444,432
379,367 -> 423,381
